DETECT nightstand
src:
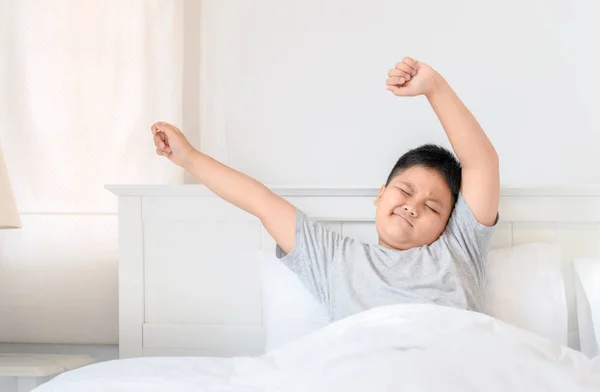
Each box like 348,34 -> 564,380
0,353 -> 96,392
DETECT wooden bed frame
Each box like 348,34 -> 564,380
106,185 -> 600,358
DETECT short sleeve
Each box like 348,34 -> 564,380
275,208 -> 343,305
443,193 -> 499,281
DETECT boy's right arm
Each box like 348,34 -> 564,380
151,122 -> 296,253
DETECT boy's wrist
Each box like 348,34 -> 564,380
181,147 -> 199,170
425,72 -> 450,100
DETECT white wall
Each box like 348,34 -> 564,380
201,0 -> 600,187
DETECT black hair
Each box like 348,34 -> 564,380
385,144 -> 462,206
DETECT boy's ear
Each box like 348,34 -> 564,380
373,184 -> 386,206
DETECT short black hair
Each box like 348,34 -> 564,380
385,144 -> 462,205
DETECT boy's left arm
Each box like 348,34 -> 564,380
387,57 -> 500,226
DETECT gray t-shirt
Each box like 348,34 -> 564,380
275,193 -> 498,322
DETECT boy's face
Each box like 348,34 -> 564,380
374,165 -> 453,250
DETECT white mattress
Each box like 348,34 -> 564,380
35,304 -> 600,392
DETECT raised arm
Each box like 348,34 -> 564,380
386,58 -> 500,226
151,122 -> 297,252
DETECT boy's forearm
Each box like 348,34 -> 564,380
426,75 -> 498,169
182,149 -> 273,217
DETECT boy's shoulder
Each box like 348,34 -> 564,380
440,192 -> 498,256
446,193 -> 498,234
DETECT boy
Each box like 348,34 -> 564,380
151,57 -> 500,322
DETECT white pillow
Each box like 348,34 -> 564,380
257,251 -> 329,351
484,242 -> 568,347
573,258 -> 600,358
259,242 -> 570,351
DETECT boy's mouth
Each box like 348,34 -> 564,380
392,212 -> 413,227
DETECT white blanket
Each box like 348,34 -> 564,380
35,304 -> 600,391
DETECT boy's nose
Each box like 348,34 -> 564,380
404,205 -> 418,217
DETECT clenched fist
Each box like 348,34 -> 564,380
386,57 -> 440,97
151,122 -> 195,167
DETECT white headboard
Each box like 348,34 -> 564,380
106,185 -> 600,358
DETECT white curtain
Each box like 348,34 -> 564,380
1,0 -> 185,213
0,0 -> 188,344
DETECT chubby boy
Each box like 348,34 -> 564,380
151,57 -> 500,322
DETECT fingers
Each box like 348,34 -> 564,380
387,71 -> 411,84
386,76 -> 407,86
152,122 -> 176,157
400,57 -> 418,72
388,68 -> 412,81
156,145 -> 172,155
153,121 -> 180,135
387,57 -> 418,89
153,134 -> 166,149
155,148 -> 172,157
151,122 -> 168,138
156,148 -> 172,157
153,132 -> 172,155
386,85 -> 404,96
393,62 -> 417,77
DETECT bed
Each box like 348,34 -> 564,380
34,185 -> 600,391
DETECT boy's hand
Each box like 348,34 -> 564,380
151,122 -> 196,167
386,57 -> 440,97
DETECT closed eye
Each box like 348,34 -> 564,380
426,205 -> 439,214
399,188 -> 410,196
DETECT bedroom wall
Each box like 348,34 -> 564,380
201,0 -> 600,188
0,0 -> 599,367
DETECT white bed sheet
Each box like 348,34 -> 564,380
35,304 -> 600,392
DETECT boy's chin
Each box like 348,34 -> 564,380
379,232 -> 414,250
